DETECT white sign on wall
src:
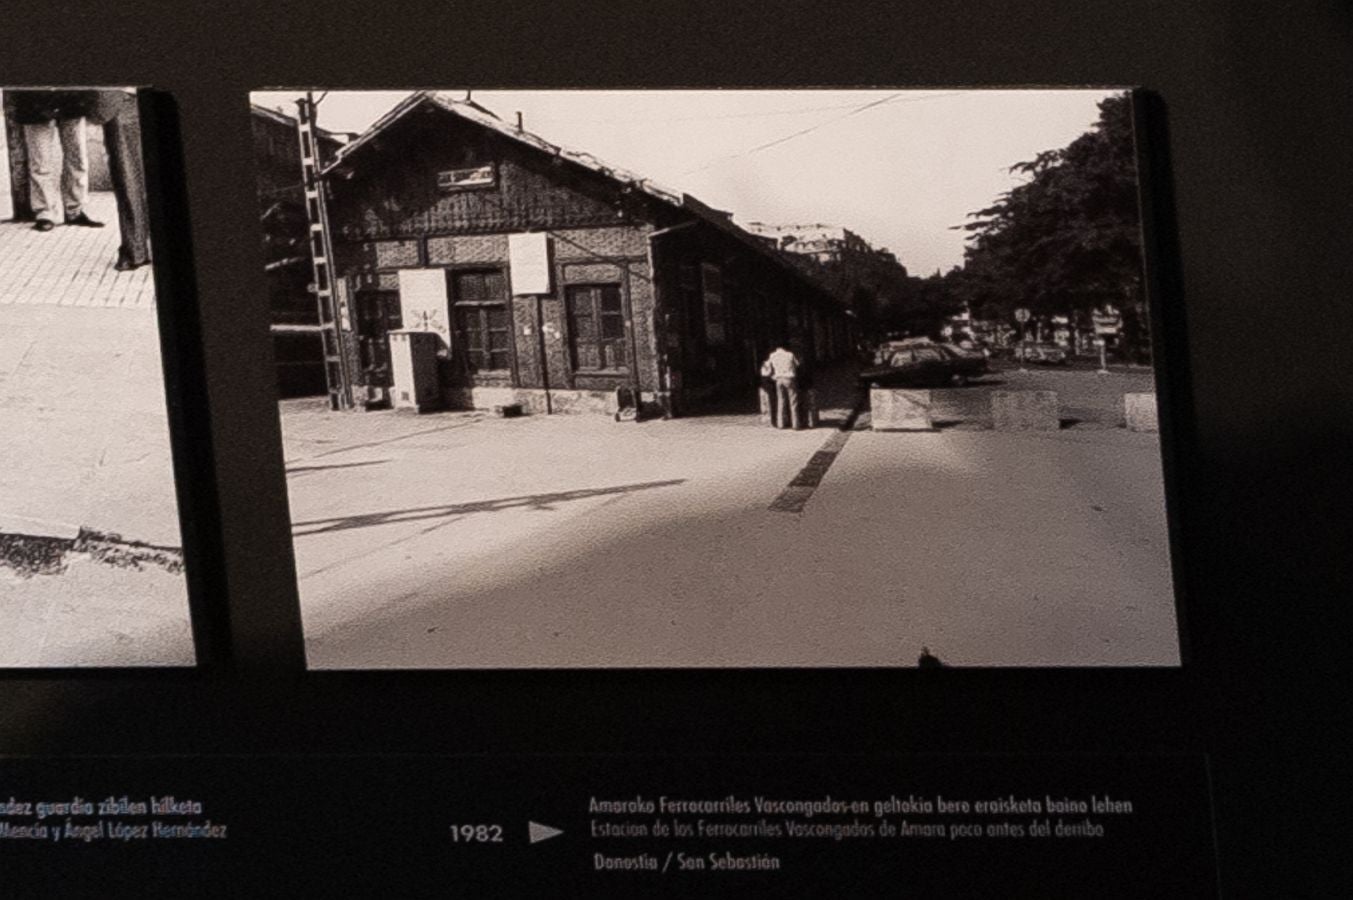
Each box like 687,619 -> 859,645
397,268 -> 451,356
509,232 -> 552,295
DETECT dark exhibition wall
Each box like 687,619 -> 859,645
1,2 -> 1349,896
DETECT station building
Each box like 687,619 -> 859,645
308,92 -> 855,417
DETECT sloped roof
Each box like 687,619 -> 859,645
250,102 -> 347,144
321,91 -> 837,302
324,91 -> 683,206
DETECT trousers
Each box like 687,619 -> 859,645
101,97 -> 150,264
23,118 -> 88,223
774,377 -> 802,429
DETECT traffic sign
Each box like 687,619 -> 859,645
1014,308 -> 1030,323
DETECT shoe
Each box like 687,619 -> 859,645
114,256 -> 150,272
66,212 -> 104,228
33,220 -> 55,232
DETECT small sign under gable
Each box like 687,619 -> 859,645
509,232 -> 552,295
397,269 -> 451,356
437,164 -> 494,191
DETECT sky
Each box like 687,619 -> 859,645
250,88 -> 1126,275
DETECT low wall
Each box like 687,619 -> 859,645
870,388 -> 934,431
870,388 -> 1071,432
1124,392 -> 1159,432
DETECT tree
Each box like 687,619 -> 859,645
956,93 -> 1150,360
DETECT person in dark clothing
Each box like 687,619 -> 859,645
85,90 -> 150,270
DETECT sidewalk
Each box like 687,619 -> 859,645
0,192 -> 155,310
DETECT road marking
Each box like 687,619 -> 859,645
768,401 -> 864,514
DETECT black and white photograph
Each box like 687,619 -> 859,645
251,88 -> 1179,669
0,87 -> 192,666
1,2 -> 1348,895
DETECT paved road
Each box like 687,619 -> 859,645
283,396 -> 1179,669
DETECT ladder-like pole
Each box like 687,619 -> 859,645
296,93 -> 353,410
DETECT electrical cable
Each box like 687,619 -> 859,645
679,91 -> 968,176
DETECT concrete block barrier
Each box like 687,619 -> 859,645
930,388 -> 992,427
991,390 -> 1060,431
871,388 -> 934,431
1125,392 -> 1159,432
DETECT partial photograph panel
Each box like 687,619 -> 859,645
250,88 -> 1179,669
0,88 -> 193,666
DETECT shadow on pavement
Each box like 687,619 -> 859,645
291,479 -> 687,537
282,416 -> 488,464
287,459 -> 391,477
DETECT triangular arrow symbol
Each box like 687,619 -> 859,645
528,821 -> 563,844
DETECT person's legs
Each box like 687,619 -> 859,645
103,104 -> 150,266
787,381 -> 803,429
775,379 -> 793,429
22,121 -> 62,225
56,117 -> 89,220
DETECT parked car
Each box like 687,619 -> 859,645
952,338 -> 993,358
943,342 -> 990,362
872,337 -> 928,365
860,342 -> 988,387
1022,342 -> 1070,365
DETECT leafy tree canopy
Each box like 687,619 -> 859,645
953,93 -> 1145,328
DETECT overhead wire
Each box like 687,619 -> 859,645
522,98 -> 920,126
298,91 -> 978,282
679,91 -> 968,176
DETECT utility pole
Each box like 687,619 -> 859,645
296,92 -> 354,411
1014,307 -> 1030,372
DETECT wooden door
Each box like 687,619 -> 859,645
355,290 -> 403,387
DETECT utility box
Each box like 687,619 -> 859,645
388,329 -> 441,413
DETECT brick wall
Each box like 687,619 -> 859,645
331,224 -> 661,406
328,110 -> 639,242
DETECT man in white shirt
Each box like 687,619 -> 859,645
762,343 -> 803,430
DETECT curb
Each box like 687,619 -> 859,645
0,514 -> 81,542
0,526 -> 183,577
